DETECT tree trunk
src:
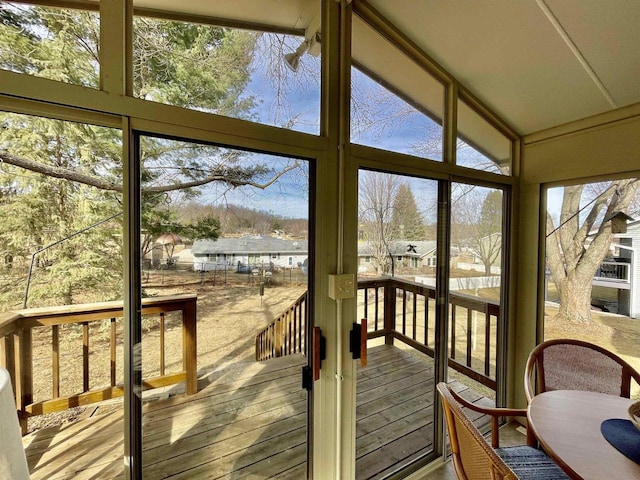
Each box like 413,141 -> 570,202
555,273 -> 593,323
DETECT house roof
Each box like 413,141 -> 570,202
358,240 -> 437,258
192,236 -> 308,255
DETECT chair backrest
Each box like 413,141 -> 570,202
436,382 -> 517,480
524,338 -> 640,402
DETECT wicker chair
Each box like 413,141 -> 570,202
436,382 -> 570,480
524,338 -> 640,403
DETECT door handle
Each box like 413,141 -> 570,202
313,326 -> 326,381
350,318 -> 368,367
303,326 -> 326,390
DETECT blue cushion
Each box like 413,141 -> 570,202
495,446 -> 570,479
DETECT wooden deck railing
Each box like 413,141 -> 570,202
255,291 -> 307,361
358,277 -> 499,391
253,277 -> 499,390
0,294 -> 197,432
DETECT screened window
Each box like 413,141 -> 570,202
457,99 -> 512,175
544,177 -> 640,397
351,15 -> 444,159
0,3 -> 99,87
133,15 -> 320,134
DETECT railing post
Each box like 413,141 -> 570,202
383,282 -> 396,345
255,334 -> 261,361
182,298 -> 197,395
274,318 -> 283,357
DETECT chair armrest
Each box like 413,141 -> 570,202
524,352 -> 536,403
448,386 -> 527,448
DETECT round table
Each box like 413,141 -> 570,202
527,390 -> 640,480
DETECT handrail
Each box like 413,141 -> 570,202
358,277 -> 499,391
594,260 -> 631,282
254,277 -> 500,391
0,294 -> 198,433
255,291 -> 307,361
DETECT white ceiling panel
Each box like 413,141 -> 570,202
546,0 -> 640,108
367,0 -> 640,135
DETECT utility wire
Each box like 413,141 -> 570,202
545,186 -> 618,238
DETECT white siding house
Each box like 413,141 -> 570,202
192,235 -> 308,272
601,220 -> 640,317
357,240 -> 437,273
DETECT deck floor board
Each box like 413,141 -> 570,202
23,345 -> 490,479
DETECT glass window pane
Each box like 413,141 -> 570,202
138,136 -> 311,478
0,3 -> 99,87
544,179 -> 640,398
0,112 -> 122,476
351,16 -> 444,160
449,183 -> 504,404
457,100 -> 511,175
133,16 -> 320,134
356,170 -> 439,477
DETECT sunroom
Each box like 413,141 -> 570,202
0,1 -> 639,479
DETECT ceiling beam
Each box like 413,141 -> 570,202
535,0 -> 617,108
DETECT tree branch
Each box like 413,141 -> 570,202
0,152 -> 300,193
1,152 -> 122,191
546,212 -> 567,283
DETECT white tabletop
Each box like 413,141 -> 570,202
527,390 -> 640,480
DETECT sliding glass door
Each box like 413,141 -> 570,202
448,183 -> 506,408
355,170 -> 440,478
136,133 -> 313,479
353,168 -> 509,478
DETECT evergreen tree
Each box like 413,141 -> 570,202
391,183 -> 425,240
0,6 -> 294,307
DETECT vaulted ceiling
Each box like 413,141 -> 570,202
135,0 -> 640,136
369,0 -> 640,135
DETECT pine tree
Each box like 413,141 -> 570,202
391,183 -> 425,240
0,6 -> 288,307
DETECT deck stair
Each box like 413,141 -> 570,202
255,291 -> 307,361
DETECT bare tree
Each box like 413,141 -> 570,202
359,171 -> 402,276
450,187 -> 503,274
546,178 -> 640,323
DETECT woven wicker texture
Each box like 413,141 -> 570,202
437,382 -> 570,480
525,339 -> 640,402
454,414 -> 507,480
437,382 -> 517,480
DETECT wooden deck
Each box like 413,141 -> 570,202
22,345 -> 490,479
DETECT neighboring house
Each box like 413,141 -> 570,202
356,239 -> 497,274
591,219 -> 640,317
357,240 -> 437,273
457,233 -> 503,274
192,235 -> 308,272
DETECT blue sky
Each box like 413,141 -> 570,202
203,32 -> 443,221
199,33 -> 318,220
199,32 -> 501,222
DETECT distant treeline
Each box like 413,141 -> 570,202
175,202 -> 308,238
